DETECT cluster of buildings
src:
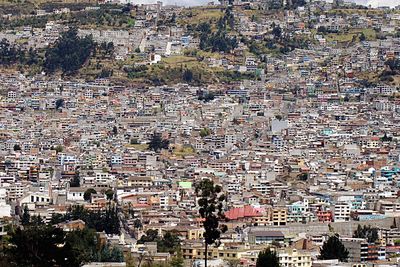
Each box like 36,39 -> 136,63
0,67 -> 400,265
1,0 -> 400,266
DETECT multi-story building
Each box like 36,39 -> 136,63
248,230 -> 285,245
271,207 -> 287,226
341,237 -> 369,262
334,202 -> 350,222
278,248 -> 312,267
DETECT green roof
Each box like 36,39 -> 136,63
178,181 -> 192,189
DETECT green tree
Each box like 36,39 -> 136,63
105,189 -> 114,201
57,205 -> 120,235
148,133 -> 169,152
381,133 -> 393,142
112,125 -> 118,135
97,244 -> 124,262
104,42 -> 115,56
55,99 -> 64,110
138,230 -> 180,254
359,32 -> 366,42
200,128 -> 211,138
170,251 -> 184,267
109,246 -> 124,262
30,215 -> 44,226
133,219 -> 142,229
317,26 -> 327,33
158,231 -> 181,254
4,225 -> 124,267
21,205 -> 30,225
83,188 -> 96,202
256,248 -> 279,267
137,229 -> 159,244
63,228 -> 98,266
183,69 -> 193,83
5,225 -> 66,266
13,144 -> 21,151
54,145 -> 63,153
67,205 -> 88,221
44,27 -> 95,74
297,173 -> 308,181
197,22 -> 212,34
319,235 -> 349,262
70,173 -> 80,187
195,179 -> 228,267
198,26 -> 238,53
103,205 -> 120,235
198,92 -> 215,102
98,68 -> 112,78
272,26 -> 282,39
0,38 -> 18,65
27,47 -> 39,65
353,225 -> 379,243
385,58 -> 400,71
50,213 -> 65,225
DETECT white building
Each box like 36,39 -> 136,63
278,248 -> 312,267
334,202 -> 351,222
67,187 -> 86,202
0,188 -> 11,218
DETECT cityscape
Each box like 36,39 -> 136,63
0,0 -> 400,266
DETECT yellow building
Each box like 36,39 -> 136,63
272,208 -> 287,226
252,216 -> 270,226
181,243 -> 251,261
181,243 -> 311,267
187,228 -> 204,240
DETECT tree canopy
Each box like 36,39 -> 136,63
319,234 -> 349,262
353,225 -> 379,243
199,31 -> 238,53
137,229 -> 181,254
200,128 -> 211,138
0,38 -> 20,65
70,173 -> 80,187
55,99 -> 64,110
83,188 -> 97,201
195,179 -> 228,267
51,204 -> 120,235
148,133 -> 169,152
21,205 -> 30,226
3,225 -> 123,267
256,248 -> 280,267
44,27 -> 95,74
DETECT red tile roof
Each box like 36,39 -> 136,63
225,205 -> 262,220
